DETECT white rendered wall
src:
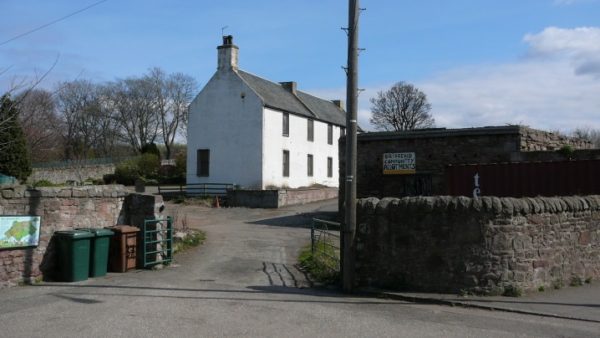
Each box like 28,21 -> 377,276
187,70 -> 264,188
262,107 -> 340,189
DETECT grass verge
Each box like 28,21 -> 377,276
173,230 -> 206,254
298,242 -> 340,285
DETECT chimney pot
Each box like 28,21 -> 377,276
222,35 -> 233,45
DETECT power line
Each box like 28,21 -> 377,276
0,0 -> 109,47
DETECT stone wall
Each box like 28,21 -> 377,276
520,127 -> 593,151
228,187 -> 338,208
0,185 -> 163,288
29,164 -> 116,184
355,195 -> 600,294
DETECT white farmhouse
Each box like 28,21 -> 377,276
187,36 -> 346,189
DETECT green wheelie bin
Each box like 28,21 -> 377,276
54,230 -> 94,282
76,228 -> 114,277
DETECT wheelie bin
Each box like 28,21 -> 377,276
76,228 -> 114,277
106,225 -> 140,272
54,230 -> 94,282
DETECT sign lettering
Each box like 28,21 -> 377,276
383,152 -> 416,175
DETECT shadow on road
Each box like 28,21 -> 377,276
248,211 -> 338,228
34,283 -> 408,306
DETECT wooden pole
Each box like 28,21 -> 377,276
343,0 -> 359,293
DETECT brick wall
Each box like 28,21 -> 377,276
0,185 -> 163,288
355,195 -> 600,294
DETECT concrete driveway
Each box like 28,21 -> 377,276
0,199 -> 599,337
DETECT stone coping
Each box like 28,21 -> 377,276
358,195 -> 600,216
0,185 -> 129,199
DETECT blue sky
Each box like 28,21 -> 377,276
1,0 -> 600,132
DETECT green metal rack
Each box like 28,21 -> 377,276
141,217 -> 173,268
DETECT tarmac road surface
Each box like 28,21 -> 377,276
0,199 -> 598,337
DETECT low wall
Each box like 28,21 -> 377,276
29,164 -> 116,184
228,188 -> 338,208
0,185 -> 163,288
355,195 -> 600,294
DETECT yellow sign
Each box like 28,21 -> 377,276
383,152 -> 415,175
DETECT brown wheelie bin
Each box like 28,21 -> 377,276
106,225 -> 140,272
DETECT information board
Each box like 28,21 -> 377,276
0,216 -> 41,249
383,152 -> 416,175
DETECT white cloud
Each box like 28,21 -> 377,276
524,26 -> 600,76
419,60 -> 600,132
308,27 -> 600,133
415,27 -> 600,132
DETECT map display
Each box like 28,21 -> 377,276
0,216 -> 41,249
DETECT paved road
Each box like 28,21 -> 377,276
1,199 -> 599,337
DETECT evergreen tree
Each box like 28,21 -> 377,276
0,94 -> 32,182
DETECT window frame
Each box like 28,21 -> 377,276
307,119 -> 314,142
196,149 -> 210,177
283,113 -> 289,137
283,150 -> 290,177
327,124 -> 333,145
307,154 -> 314,177
327,157 -> 333,177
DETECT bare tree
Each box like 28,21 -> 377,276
15,89 -> 63,161
369,82 -> 435,131
55,80 -> 121,159
146,68 -> 197,159
572,127 -> 600,148
107,77 -> 160,154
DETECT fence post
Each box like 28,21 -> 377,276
311,220 -> 315,255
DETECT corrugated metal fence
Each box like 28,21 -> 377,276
446,159 -> 600,197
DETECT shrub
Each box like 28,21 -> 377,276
137,153 -> 160,179
114,158 -> 139,185
141,143 -> 161,157
33,180 -> 59,187
570,276 -> 583,287
502,285 -> 522,297
103,173 -> 117,184
112,154 -> 161,185
174,152 -> 186,178
557,145 -> 574,157
552,279 -> 564,290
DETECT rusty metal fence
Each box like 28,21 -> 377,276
446,159 -> 600,197
311,218 -> 341,273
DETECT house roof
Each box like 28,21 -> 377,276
237,70 -> 346,126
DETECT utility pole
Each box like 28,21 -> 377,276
343,0 -> 359,293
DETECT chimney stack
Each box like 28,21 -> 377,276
332,100 -> 345,110
217,35 -> 239,71
279,81 -> 297,95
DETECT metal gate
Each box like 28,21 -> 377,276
311,218 -> 341,274
142,217 -> 173,268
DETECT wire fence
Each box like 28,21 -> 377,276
311,218 -> 341,273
